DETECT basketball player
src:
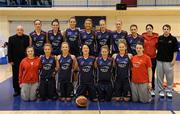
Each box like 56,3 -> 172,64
29,19 -> 47,56
80,18 -> 96,56
112,40 -> 131,101
95,45 -> 113,101
95,20 -> 111,54
57,42 -> 77,102
76,44 -> 98,101
64,17 -> 81,57
47,19 -> 64,55
39,43 -> 58,101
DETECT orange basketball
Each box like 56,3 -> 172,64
75,96 -> 88,107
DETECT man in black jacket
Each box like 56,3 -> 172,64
8,25 -> 29,96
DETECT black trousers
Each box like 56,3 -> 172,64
114,78 -> 131,97
12,64 -> 20,94
39,78 -> 57,100
97,82 -> 113,101
151,58 -> 157,90
76,84 -> 97,100
59,82 -> 73,98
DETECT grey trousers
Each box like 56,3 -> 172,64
155,60 -> 174,93
131,82 -> 151,103
20,82 -> 39,101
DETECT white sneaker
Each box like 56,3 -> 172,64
166,92 -> 173,98
159,91 -> 165,98
150,90 -> 155,97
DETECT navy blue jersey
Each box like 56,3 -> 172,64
65,28 -> 80,56
47,30 -> 63,55
58,55 -> 73,82
30,31 -> 46,56
127,34 -> 144,55
96,57 -> 113,83
77,56 -> 95,84
95,30 -> 111,53
80,30 -> 96,56
111,30 -> 128,54
39,55 -> 56,79
115,54 -> 131,80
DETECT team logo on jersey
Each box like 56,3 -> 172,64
99,39 -> 107,46
131,45 -> 136,50
67,32 -> 72,36
69,36 -> 76,41
82,65 -> 91,72
36,41 -> 43,47
61,63 -> 70,70
133,61 -> 141,68
50,36 -> 54,40
168,40 -> 172,43
83,35 -> 87,39
118,63 -> 127,68
40,36 -> 45,40
85,39 -> 93,45
75,32 -> 78,36
52,40 -> 60,47
98,35 -> 101,39
106,35 -> 109,39
100,66 -> 109,72
113,35 -> 117,38
49,59 -> 54,64
43,64 -> 52,70
33,37 -> 37,41
121,36 -> 125,39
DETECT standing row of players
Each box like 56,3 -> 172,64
30,17 -> 144,57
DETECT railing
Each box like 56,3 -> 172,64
1,0 -> 180,7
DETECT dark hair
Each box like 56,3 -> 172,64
26,46 -> 34,56
162,24 -> 171,30
146,24 -> 153,29
136,42 -> 144,48
130,24 -> 138,29
51,18 -> 59,25
34,19 -> 41,24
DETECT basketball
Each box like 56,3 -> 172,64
75,96 -> 88,107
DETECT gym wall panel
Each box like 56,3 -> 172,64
1,7 -> 180,42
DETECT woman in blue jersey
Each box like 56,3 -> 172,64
57,42 -> 77,102
95,20 -> 111,54
111,20 -> 129,54
39,43 -> 59,101
80,18 -> 96,56
47,19 -> 64,55
76,44 -> 98,101
127,24 -> 144,56
30,19 -> 47,56
95,45 -> 113,101
112,39 -> 131,101
64,17 -> 80,57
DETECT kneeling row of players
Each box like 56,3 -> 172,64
19,41 -> 151,103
